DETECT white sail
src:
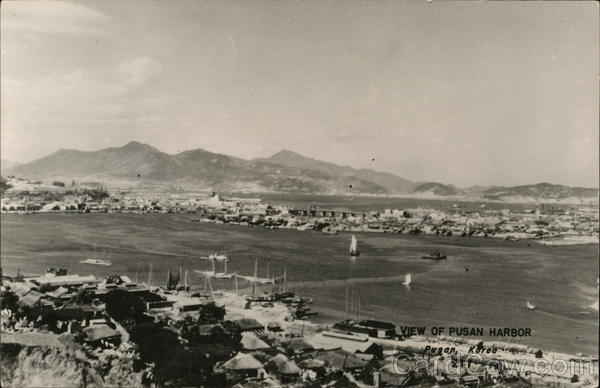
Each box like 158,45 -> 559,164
403,273 -> 412,286
526,301 -> 536,310
350,235 -> 358,253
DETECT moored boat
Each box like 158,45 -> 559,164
79,258 -> 112,266
421,252 -> 446,260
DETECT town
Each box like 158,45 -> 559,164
1,264 -> 597,387
1,176 -> 598,246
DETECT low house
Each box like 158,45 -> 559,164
29,274 -> 99,288
234,318 -> 263,333
55,304 -> 103,321
358,320 -> 396,339
298,358 -> 326,377
306,331 -> 383,359
241,332 -> 270,352
82,324 -> 121,347
266,354 -> 301,383
223,352 -> 265,382
283,338 -> 314,356
312,349 -> 369,372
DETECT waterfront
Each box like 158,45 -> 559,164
1,213 -> 598,355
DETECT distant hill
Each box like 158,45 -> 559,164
482,183 -> 599,203
257,150 -> 415,193
411,182 -> 460,196
1,159 -> 20,173
6,142 -> 392,194
5,142 -> 597,202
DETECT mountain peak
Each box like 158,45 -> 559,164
120,141 -> 161,153
271,149 -> 306,159
123,140 -> 150,148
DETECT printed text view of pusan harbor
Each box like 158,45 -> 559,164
1,1 -> 599,387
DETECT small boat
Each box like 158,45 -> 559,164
421,252 -> 447,260
79,258 -> 112,266
349,235 -> 360,256
208,253 -> 229,261
526,301 -> 536,311
45,268 -> 68,277
402,273 -> 412,287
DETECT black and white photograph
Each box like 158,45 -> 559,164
0,1 -> 598,387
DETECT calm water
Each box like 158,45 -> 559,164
1,213 -> 598,355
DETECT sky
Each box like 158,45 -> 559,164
1,0 -> 598,188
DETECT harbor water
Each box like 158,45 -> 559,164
1,213 -> 598,356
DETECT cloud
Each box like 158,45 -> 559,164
118,57 -> 163,87
1,59 -> 170,135
1,1 -> 110,38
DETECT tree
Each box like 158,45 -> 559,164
72,289 -> 94,305
0,177 -> 12,196
103,289 -> 146,324
0,290 -> 19,311
198,302 -> 225,324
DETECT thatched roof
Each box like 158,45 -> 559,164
314,349 -> 368,370
267,353 -> 289,369
285,338 -> 314,353
298,358 -> 325,369
223,353 -> 264,370
279,360 -> 302,375
82,325 -> 120,342
241,332 -> 270,350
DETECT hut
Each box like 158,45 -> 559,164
241,332 -> 271,351
234,318 -> 264,333
313,349 -> 368,372
223,353 -> 264,382
298,358 -> 326,378
284,338 -> 314,356
278,360 -> 302,383
82,325 -> 121,347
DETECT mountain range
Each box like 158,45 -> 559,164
4,141 -> 598,203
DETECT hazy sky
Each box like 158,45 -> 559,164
1,1 -> 598,187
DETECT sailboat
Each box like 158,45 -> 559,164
526,301 -> 536,311
214,259 -> 234,279
349,235 -> 360,256
402,273 -> 412,287
79,246 -> 112,266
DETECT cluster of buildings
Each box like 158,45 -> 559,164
2,184 -> 598,243
2,266 -> 597,387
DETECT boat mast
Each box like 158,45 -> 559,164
135,262 -> 140,284
253,259 -> 258,296
147,263 -> 153,287
345,287 -> 349,320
